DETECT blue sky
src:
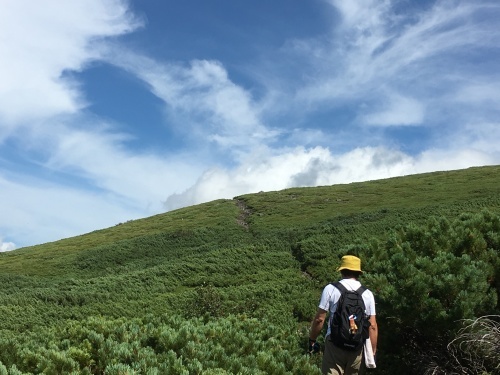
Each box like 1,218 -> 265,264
1,0 -> 500,250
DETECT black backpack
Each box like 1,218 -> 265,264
329,282 -> 370,351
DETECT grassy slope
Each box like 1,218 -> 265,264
238,166 -> 500,230
0,166 -> 499,327
0,199 -> 242,276
237,166 -> 500,281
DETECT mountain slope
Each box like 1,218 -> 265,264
0,165 -> 499,374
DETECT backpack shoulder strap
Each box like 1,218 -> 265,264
330,282 -> 346,325
355,285 -> 369,316
333,281 -> 347,294
356,285 -> 366,294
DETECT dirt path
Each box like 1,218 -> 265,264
234,198 -> 252,230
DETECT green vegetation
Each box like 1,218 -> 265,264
1,165 -> 499,374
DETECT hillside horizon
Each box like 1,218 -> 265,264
12,164 -> 500,252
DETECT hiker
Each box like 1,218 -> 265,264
308,255 -> 378,375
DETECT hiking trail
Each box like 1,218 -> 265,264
234,199 -> 252,230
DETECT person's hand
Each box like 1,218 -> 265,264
308,338 -> 320,354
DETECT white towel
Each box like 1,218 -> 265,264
364,339 -> 376,368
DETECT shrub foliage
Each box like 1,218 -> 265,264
0,166 -> 499,374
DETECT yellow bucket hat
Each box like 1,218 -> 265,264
337,255 -> 363,273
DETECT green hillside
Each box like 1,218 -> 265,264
1,166 -> 499,374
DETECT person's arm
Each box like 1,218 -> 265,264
309,308 -> 327,341
368,315 -> 378,355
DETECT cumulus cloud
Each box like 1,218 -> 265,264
0,239 -> 16,252
164,144 -> 496,210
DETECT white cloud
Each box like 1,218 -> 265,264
164,142 -> 499,211
415,148 -> 496,173
327,0 -> 391,35
0,240 -> 16,252
454,82 -> 500,105
455,122 -> 500,156
0,172 -> 147,248
165,146 -> 324,210
362,93 -> 425,126
294,0 -> 500,121
0,0 -> 140,129
35,121 -> 203,214
104,52 -> 279,149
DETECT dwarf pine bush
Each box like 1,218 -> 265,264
0,314 -> 321,374
360,211 -> 500,373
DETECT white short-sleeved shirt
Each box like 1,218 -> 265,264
318,278 -> 376,338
